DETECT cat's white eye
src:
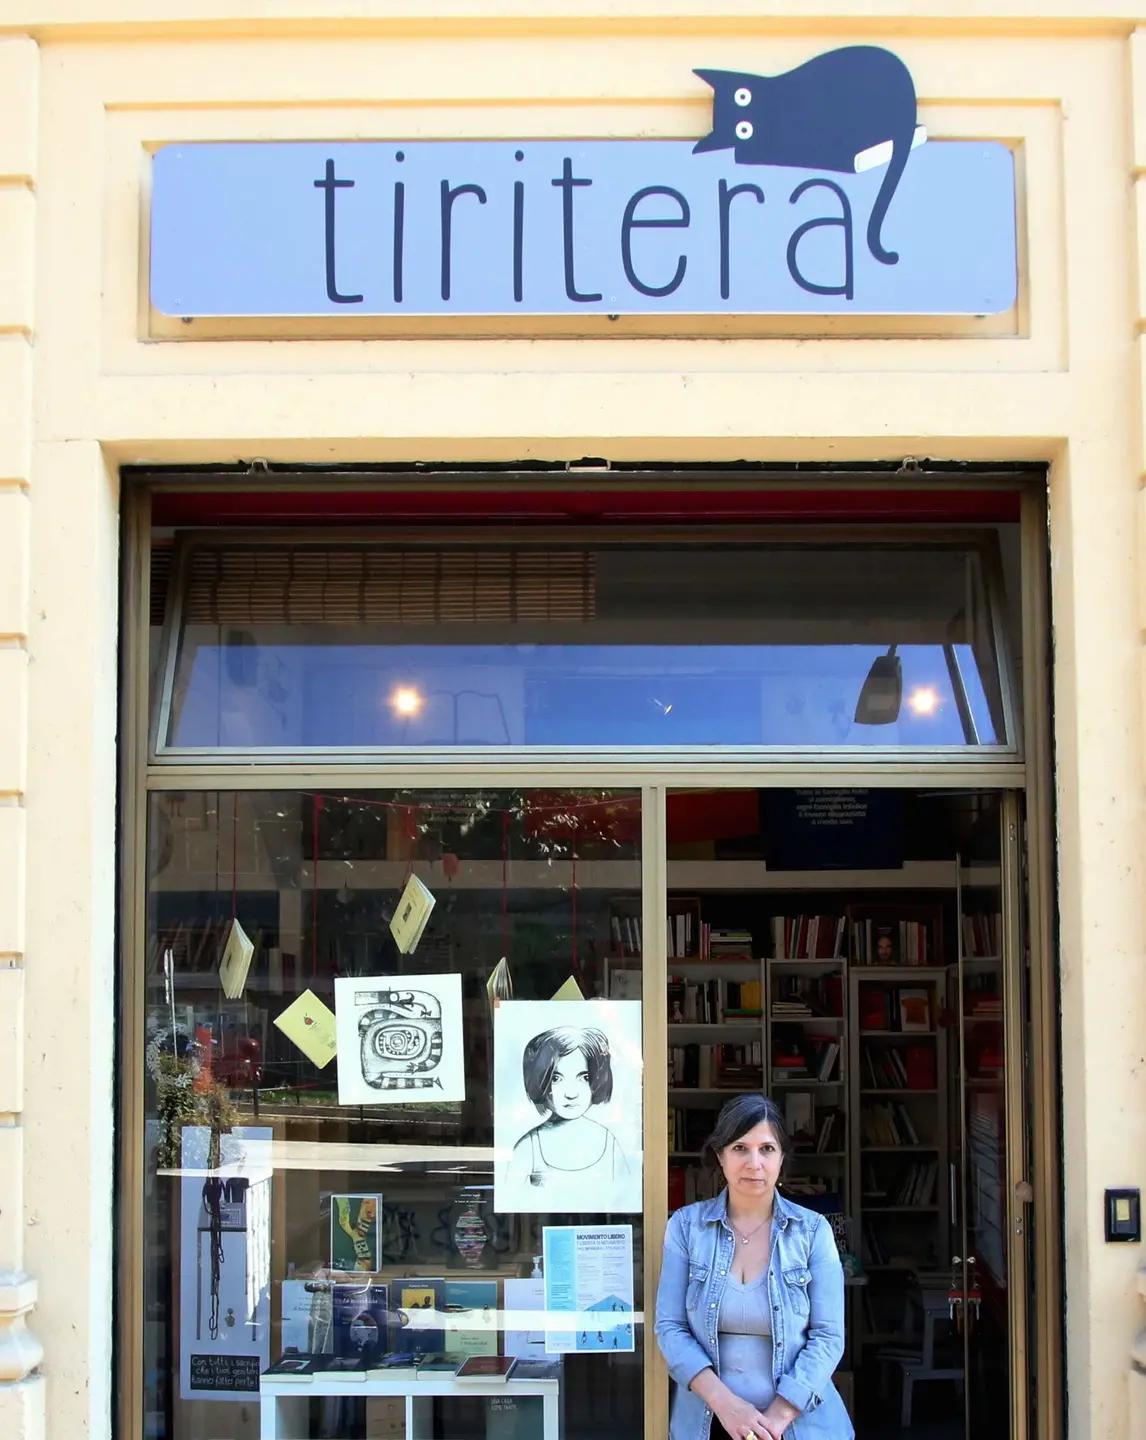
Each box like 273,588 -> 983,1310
734,87 -> 752,106
735,121 -> 753,140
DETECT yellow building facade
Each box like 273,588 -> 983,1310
1,5 -> 1145,1440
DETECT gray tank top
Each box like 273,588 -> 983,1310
717,1272 -> 776,1411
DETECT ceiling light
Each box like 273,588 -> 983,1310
907,685 -> 940,716
391,686 -> 422,717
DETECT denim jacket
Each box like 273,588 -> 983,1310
655,1189 -> 853,1440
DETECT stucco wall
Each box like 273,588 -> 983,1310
0,5 -> 1144,1439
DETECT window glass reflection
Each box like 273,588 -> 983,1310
143,789 -> 644,1440
160,543 -> 1011,750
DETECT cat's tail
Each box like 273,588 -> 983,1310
866,124 -> 915,265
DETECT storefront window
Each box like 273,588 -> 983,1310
153,539 -> 1013,752
142,787 -> 644,1440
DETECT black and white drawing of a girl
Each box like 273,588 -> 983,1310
505,1026 -> 631,1197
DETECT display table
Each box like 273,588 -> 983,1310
259,1373 -> 561,1440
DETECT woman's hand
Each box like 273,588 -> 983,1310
758,1396 -> 801,1439
713,1393 -> 774,1440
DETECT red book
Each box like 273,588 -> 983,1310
905,1045 -> 936,1089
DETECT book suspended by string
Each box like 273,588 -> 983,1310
274,989 -> 338,1068
218,917 -> 255,1000
550,975 -> 585,1002
487,957 -> 514,1019
390,875 -> 436,954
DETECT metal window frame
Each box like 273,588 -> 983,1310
117,475 -> 1060,1440
149,523 -> 1022,765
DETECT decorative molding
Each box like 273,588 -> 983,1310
0,1273 -> 41,1384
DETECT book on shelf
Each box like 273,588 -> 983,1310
416,1353 -> 466,1375
506,1359 -> 562,1381
771,972 -> 844,1019
668,905 -> 701,960
961,912 -> 1001,958
333,1280 -> 390,1363
611,912 -> 643,957
668,1161 -> 722,1209
862,1045 -> 909,1089
670,1041 -> 762,1089
367,1353 -> 421,1381
772,1030 -> 839,1084
455,1355 -> 517,1383
860,1101 -> 922,1148
771,914 -> 846,961
853,917 -> 933,966
859,984 -> 938,1034
669,1105 -> 722,1153
393,1280 -> 445,1355
263,1355 -> 329,1382
323,1355 -> 369,1383
784,1090 -> 815,1142
897,987 -> 932,1032
816,1041 -> 841,1083
904,1045 -> 936,1089
668,976 -> 762,1024
706,927 -> 754,960
814,1107 -> 845,1153
892,1161 -> 938,1207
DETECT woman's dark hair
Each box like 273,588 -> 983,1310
701,1094 -> 790,1168
522,1026 -> 614,1113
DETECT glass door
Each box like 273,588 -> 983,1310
952,792 -> 1030,1440
137,785 -> 650,1440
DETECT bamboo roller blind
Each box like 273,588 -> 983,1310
178,545 -> 598,626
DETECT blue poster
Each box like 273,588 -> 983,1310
542,1225 -> 635,1354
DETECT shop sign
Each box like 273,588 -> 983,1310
149,47 -> 1017,322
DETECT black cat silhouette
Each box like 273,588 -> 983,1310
694,46 -> 924,265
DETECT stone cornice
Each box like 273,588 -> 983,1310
1,2 -> 1146,42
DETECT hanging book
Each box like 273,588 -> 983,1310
274,989 -> 338,1069
390,875 -> 436,954
219,918 -> 255,1000
487,957 -> 514,1019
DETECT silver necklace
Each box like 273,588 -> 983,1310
729,1214 -> 771,1246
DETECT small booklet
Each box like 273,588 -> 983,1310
486,956 -> 514,1019
390,875 -> 436,954
366,1353 -> 421,1381
454,1356 -> 516,1383
504,1359 -> 561,1381
263,1354 -> 324,1382
219,917 -> 255,1000
415,1352 -> 465,1375
322,1355 -> 368,1382
273,989 -> 338,1068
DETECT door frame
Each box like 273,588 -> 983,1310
115,478 -> 1060,1440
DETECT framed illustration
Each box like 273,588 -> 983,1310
493,1000 -> 643,1214
333,973 -> 465,1104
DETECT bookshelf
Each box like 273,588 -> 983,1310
848,966 -> 949,1354
657,870 -> 1004,1369
766,913 -> 849,1215
666,906 -> 765,1207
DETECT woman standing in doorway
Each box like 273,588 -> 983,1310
655,1095 -> 852,1440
